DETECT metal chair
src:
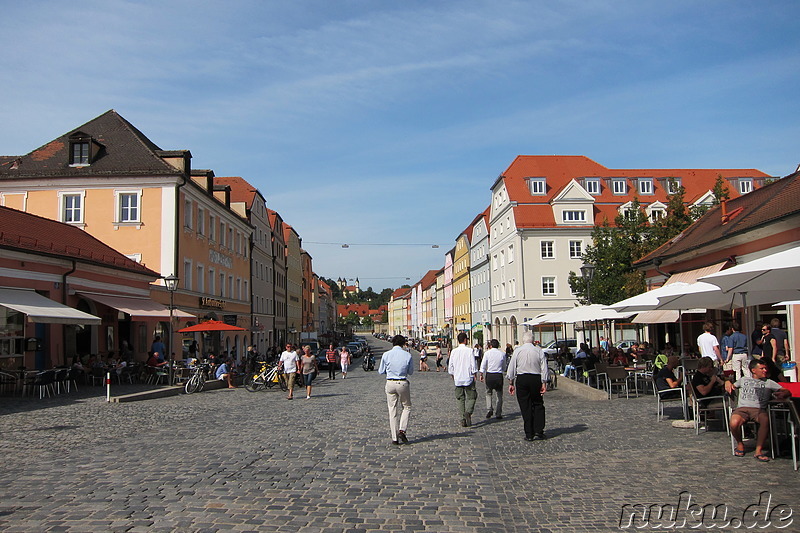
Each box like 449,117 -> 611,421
653,366 -> 687,420
606,365 -> 633,399
32,370 -> 57,399
687,379 -> 729,435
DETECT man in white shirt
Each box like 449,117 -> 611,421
697,321 -> 723,365
479,339 -> 507,419
448,332 -> 478,427
279,343 -> 299,400
507,331 -> 549,441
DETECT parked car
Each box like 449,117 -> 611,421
315,348 -> 331,370
615,340 -> 638,352
424,341 -> 440,356
346,342 -> 363,357
542,339 -> 577,358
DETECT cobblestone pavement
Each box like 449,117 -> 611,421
1,338 -> 799,532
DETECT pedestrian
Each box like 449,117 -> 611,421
507,331 -> 549,441
697,321 -> 723,365
770,318 -> 790,363
448,332 -> 478,427
726,321 -> 750,381
378,334 -> 414,445
326,343 -> 338,379
151,336 -> 166,363
479,339 -> 506,419
419,347 -> 429,372
339,345 -> 351,378
279,343 -> 299,400
300,345 -> 318,399
435,344 -> 444,372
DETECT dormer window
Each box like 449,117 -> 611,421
584,178 -> 601,195
612,178 -> 627,195
68,131 -> 101,167
638,178 -> 653,195
528,177 -> 546,195
738,178 -> 753,194
666,178 -> 682,194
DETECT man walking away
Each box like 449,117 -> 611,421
726,321 -> 750,381
507,331 -> 549,441
448,332 -> 478,427
280,343 -> 299,400
479,339 -> 507,419
378,335 -> 414,445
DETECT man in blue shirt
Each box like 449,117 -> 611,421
151,336 -> 167,363
215,358 -> 236,388
725,321 -> 750,381
378,335 -> 414,445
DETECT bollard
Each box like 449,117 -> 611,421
106,371 -> 111,402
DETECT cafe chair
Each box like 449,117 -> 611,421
653,367 -> 687,421
726,391 -> 761,457
53,368 -> 70,394
687,380 -> 729,435
32,370 -> 57,399
89,367 -> 106,386
606,365 -> 633,399
767,400 -> 799,470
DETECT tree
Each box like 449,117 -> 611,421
362,315 -> 374,328
652,179 -> 693,243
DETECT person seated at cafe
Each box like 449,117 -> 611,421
725,359 -> 791,461
215,358 -> 236,388
760,355 -> 787,383
146,351 -> 167,369
691,356 -> 725,407
562,343 -> 589,377
655,355 -> 683,399
610,348 -> 629,366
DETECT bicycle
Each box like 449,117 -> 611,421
244,361 -> 288,392
184,363 -> 210,394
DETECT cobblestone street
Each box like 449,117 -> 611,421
1,338 -> 799,532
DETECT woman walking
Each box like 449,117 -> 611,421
339,345 -> 351,378
300,345 -> 319,399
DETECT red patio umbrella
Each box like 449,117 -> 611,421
178,320 -> 246,333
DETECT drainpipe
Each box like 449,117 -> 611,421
172,172 -> 187,363
62,259 -> 77,366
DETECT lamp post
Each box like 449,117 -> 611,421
164,274 -> 178,385
579,262 -> 596,347
460,317 -> 467,339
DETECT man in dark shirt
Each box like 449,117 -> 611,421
655,356 -> 683,399
691,356 -> 725,407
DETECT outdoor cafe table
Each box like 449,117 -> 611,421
780,381 -> 800,398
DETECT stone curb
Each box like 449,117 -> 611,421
110,379 -> 227,402
556,375 -> 610,401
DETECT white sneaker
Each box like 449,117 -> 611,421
306,395 -> 311,399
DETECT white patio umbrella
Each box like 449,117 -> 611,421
650,283 -> 794,311
605,282 -> 698,313
541,304 -> 633,323
698,245 -> 800,293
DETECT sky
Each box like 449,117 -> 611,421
2,1 -> 799,292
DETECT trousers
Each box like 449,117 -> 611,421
515,373 -> 545,438
454,382 -> 477,418
385,380 -> 411,441
484,372 -> 504,415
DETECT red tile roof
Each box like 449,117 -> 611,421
215,176 -> 258,205
0,205 -> 158,276
499,155 -> 770,228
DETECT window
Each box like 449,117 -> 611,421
492,254 -> 498,270
612,179 -> 627,195
638,178 -> 653,195
0,306 -> 25,357
739,178 -> 753,194
500,251 -> 505,267
209,215 -> 216,242
584,178 -> 600,195
228,228 -> 233,250
562,210 -> 587,223
197,208 -> 205,236
649,209 -> 665,223
666,178 -> 682,194
541,241 -> 554,259
569,240 -> 582,259
542,276 -> 556,296
196,264 -> 204,293
508,244 -> 514,263
183,260 -> 192,291
61,193 -> 83,223
528,178 -> 546,195
220,273 -> 225,297
71,142 -> 89,166
184,200 -> 193,228
208,268 -> 215,295
118,192 -> 140,222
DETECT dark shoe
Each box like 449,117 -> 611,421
495,415 -> 503,419
525,436 -> 535,441
461,418 -> 468,427
486,410 -> 493,419
397,430 -> 408,444
392,440 -> 399,445
534,432 -> 547,440
464,413 -> 472,427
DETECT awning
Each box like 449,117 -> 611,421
633,310 -> 680,324
79,292 -> 195,320
0,288 -> 101,325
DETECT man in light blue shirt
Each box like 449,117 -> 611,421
378,335 -> 414,445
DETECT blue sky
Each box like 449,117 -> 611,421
2,1 -> 799,291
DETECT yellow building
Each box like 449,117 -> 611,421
453,231 -> 472,338
0,110 -> 252,362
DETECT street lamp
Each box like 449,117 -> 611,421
580,262 -> 595,304
164,274 -> 178,385
579,262 -> 597,348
